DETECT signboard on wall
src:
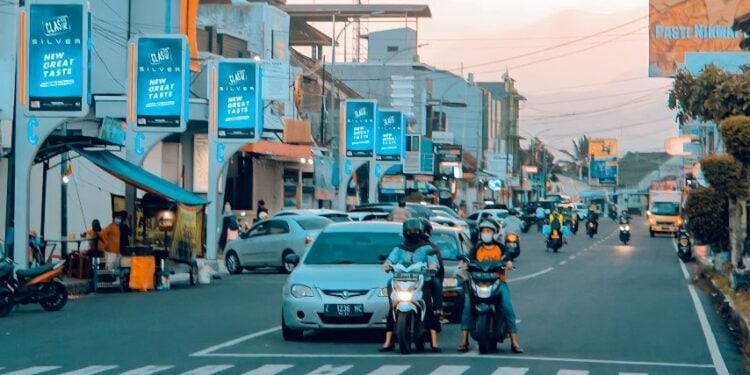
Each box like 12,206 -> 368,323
210,60 -> 262,141
487,153 -> 513,179
588,138 -> 618,185
130,35 -> 190,131
25,1 -> 89,116
381,175 -> 406,193
344,100 -> 376,158
649,0 -> 750,77
434,144 -> 462,164
376,110 -> 405,162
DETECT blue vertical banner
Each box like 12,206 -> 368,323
376,110 -> 405,162
25,1 -> 89,116
212,60 -> 261,141
344,100 -> 377,158
130,35 -> 189,132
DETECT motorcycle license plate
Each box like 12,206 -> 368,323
324,304 -> 364,317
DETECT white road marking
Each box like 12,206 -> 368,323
242,365 -> 294,375
507,267 -> 553,283
2,367 -> 61,375
118,365 -> 175,375
569,255 -> 576,260
365,365 -> 410,375
194,352 -> 715,368
559,261 -> 567,265
59,366 -> 119,375
557,371 -> 588,375
676,243 -> 728,375
180,365 -> 234,375
191,326 -> 282,356
618,373 -> 648,375
491,367 -> 529,375
429,365 -> 469,375
306,365 -> 353,375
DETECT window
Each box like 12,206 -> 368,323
295,217 -> 333,230
304,232 -> 402,265
248,222 -> 270,237
432,232 -> 462,260
387,46 -> 399,52
268,220 -> 291,234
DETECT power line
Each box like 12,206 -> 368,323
526,85 -> 671,106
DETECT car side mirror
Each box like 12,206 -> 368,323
284,254 -> 300,266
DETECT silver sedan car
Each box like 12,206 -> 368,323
224,216 -> 332,274
281,222 -> 403,340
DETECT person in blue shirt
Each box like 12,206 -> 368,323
380,218 -> 441,352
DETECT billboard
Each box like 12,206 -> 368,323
649,0 -> 750,77
130,35 -> 190,132
589,138 -> 618,185
487,153 -> 513,179
344,100 -> 376,158
210,60 -> 262,141
25,2 -> 89,116
376,110 -> 405,161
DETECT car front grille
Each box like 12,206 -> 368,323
657,221 -> 674,226
318,313 -> 373,324
321,290 -> 369,299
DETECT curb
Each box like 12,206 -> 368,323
703,273 -> 750,357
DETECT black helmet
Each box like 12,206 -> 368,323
403,218 -> 426,245
420,218 -> 433,240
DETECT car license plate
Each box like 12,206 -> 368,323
324,304 -> 364,317
661,226 -> 671,231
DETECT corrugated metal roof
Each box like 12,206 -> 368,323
618,152 -> 673,187
278,4 -> 432,22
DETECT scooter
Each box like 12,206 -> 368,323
462,259 -> 509,354
619,224 -> 631,245
0,258 -> 68,317
677,230 -> 692,263
505,232 -> 520,256
546,228 -> 563,253
388,262 -> 433,354
586,220 -> 598,238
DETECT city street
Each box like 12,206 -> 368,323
0,220 -> 746,374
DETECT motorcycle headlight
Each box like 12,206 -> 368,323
397,291 -> 413,302
443,277 -> 457,288
378,287 -> 388,297
291,284 -> 314,298
474,283 -> 492,298
680,239 -> 689,246
625,225 -> 630,231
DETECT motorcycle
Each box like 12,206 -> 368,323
388,262 -> 434,354
0,258 -> 68,317
461,259 -> 509,354
586,220 -> 598,238
570,214 -> 579,235
619,223 -> 631,245
677,230 -> 692,263
546,227 -> 563,253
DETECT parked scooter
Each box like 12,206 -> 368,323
0,257 -> 68,317
461,259 -> 509,354
388,262 -> 434,354
677,229 -> 692,263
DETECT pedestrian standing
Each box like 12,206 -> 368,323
256,200 -> 269,221
388,200 -> 412,223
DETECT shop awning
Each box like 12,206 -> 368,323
74,148 -> 208,206
241,140 -> 313,161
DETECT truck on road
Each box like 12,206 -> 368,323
647,189 -> 682,237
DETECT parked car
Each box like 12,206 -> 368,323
354,202 -> 435,219
427,204 -> 462,220
347,210 -> 390,221
431,226 -> 473,323
224,216 -> 333,275
273,209 -> 352,223
280,222 -> 404,339
430,216 -> 470,237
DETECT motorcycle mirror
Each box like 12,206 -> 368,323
377,254 -> 387,262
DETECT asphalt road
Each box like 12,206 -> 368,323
0,219 -> 747,374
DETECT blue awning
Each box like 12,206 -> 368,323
75,148 -> 208,206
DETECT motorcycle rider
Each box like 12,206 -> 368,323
457,219 -> 524,353
420,219 -> 447,324
535,204 -> 546,232
380,218 -> 441,352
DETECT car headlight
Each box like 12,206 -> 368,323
291,284 -> 314,298
378,287 -> 388,297
443,277 -> 457,288
397,291 -> 413,302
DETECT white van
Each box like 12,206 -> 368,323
560,202 -> 588,220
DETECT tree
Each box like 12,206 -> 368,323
669,65 -> 750,270
685,188 -> 728,250
559,136 -> 589,177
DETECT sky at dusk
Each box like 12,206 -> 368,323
288,0 -> 676,155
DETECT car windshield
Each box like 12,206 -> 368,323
432,206 -> 461,219
304,232 -> 402,265
652,202 -> 679,216
294,217 -> 333,230
432,232 -> 463,260
322,214 -> 351,222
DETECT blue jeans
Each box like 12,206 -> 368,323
461,281 -> 517,333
